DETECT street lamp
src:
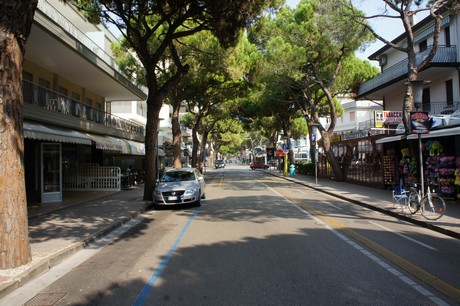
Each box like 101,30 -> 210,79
405,80 -> 430,197
310,123 -> 319,186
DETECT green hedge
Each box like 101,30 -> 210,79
294,161 -> 315,175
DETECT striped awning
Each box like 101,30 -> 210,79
85,133 -> 123,151
24,121 -> 92,145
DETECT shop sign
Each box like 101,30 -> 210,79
410,112 -> 430,134
374,111 -> 403,128
341,130 -> 368,141
330,135 -> 341,143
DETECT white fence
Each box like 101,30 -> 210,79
64,163 -> 121,191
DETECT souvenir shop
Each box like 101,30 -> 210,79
379,127 -> 460,200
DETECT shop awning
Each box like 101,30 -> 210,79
24,121 -> 92,145
85,133 -> 123,151
407,126 -> 460,140
375,135 -> 405,144
121,140 -> 144,155
118,140 -> 165,156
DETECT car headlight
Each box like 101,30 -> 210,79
153,189 -> 162,196
184,188 -> 198,196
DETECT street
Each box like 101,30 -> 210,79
4,164 -> 460,305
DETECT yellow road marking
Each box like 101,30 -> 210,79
275,188 -> 460,303
218,175 -> 224,189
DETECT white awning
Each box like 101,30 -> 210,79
85,133 -> 123,151
375,135 -> 405,144
24,122 -> 92,145
407,126 -> 460,140
119,139 -> 145,155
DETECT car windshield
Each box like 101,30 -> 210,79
160,171 -> 195,182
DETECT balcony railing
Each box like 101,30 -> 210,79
38,0 -> 124,80
358,45 -> 458,96
422,101 -> 460,115
23,80 -> 145,136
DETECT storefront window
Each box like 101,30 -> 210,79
42,144 -> 61,193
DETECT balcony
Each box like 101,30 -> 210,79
358,45 -> 458,97
38,0 -> 122,79
23,80 -> 145,137
422,101 -> 460,115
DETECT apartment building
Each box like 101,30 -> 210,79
356,7 -> 460,197
23,0 -> 150,203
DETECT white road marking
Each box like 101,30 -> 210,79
369,220 -> 438,251
260,178 -> 447,306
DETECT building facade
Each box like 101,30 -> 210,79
355,7 -> 460,198
23,0 -> 151,203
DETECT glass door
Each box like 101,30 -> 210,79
41,143 -> 62,202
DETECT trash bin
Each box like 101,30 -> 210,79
289,164 -> 296,176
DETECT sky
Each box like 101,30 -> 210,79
284,0 -> 408,64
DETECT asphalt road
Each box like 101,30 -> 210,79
5,165 -> 460,305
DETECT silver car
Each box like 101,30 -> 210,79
153,168 -> 205,208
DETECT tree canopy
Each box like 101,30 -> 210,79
74,0 -> 280,199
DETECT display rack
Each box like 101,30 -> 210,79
383,156 -> 397,186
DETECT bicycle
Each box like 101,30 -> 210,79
407,181 -> 446,220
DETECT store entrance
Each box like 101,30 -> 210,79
41,143 -> 62,202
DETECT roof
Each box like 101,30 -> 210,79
368,7 -> 448,60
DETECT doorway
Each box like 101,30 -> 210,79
41,143 -> 62,202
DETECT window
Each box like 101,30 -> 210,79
422,88 -> 430,112
23,72 -> 34,104
349,111 -> 356,122
58,86 -> 68,96
446,80 -> 453,106
23,71 -> 33,82
419,39 -> 427,52
72,92 -> 80,102
445,26 -> 451,47
38,78 -> 50,89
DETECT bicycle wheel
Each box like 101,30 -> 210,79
421,194 -> 446,220
407,191 -> 419,214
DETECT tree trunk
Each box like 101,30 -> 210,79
191,123 -> 200,168
171,93 -> 182,168
320,131 -> 344,182
143,96 -> 162,201
0,0 -> 37,268
199,129 -> 210,173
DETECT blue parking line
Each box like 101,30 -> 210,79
132,207 -> 201,306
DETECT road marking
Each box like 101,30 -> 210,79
133,207 -> 200,306
0,215 -> 147,305
267,185 -> 458,305
368,220 -> 438,251
298,186 -> 436,251
297,189 -> 343,210
218,174 -> 224,188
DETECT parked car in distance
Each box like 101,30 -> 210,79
153,168 -> 205,208
215,159 -> 225,168
250,161 -> 269,170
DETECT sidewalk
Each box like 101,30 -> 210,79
264,168 -> 460,239
1,171 -> 459,299
0,186 -> 149,298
